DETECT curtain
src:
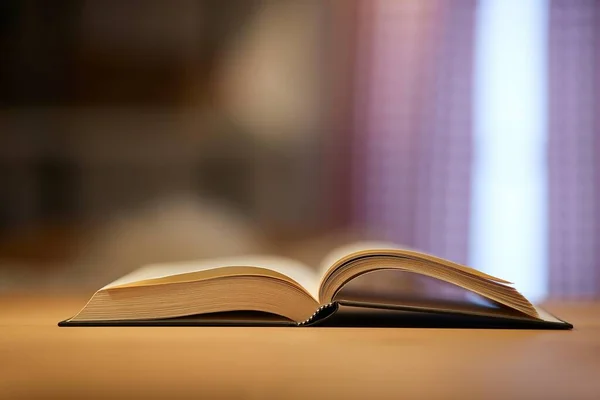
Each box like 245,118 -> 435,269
353,0 -> 477,264
351,0 -> 600,299
548,0 -> 600,298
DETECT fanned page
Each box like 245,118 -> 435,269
317,241 -> 541,320
318,241 -> 509,284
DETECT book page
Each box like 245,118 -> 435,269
316,241 -> 537,319
318,241 -> 405,277
103,255 -> 321,300
318,240 -> 510,287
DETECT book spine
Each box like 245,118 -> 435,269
296,302 -> 338,326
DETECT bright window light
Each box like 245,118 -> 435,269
470,0 -> 549,301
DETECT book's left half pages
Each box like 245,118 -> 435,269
59,255 -> 323,326
104,255 -> 321,301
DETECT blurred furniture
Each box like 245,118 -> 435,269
1,296 -> 598,399
0,0 -> 346,253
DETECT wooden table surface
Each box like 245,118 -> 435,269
1,294 -> 599,400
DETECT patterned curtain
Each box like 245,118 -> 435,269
351,0 -> 600,299
548,0 -> 600,298
353,0 -> 477,264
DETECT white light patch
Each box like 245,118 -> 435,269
470,0 -> 548,301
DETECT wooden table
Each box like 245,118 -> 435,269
1,294 -> 599,399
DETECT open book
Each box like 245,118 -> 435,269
59,242 -> 572,329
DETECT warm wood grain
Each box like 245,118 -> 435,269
0,294 -> 599,399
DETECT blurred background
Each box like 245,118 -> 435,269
0,0 -> 598,301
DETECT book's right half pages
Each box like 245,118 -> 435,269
316,242 -> 572,329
